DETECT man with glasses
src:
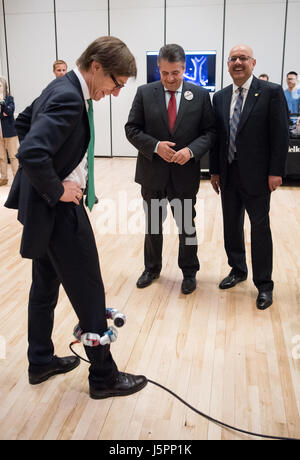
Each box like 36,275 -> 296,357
125,44 -> 215,295
5,36 -> 147,399
210,44 -> 289,310
284,71 -> 300,133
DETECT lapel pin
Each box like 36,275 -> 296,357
255,93 -> 259,97
184,90 -> 194,101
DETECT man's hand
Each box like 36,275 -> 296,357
60,181 -> 83,205
157,141 -> 176,162
268,175 -> 282,192
211,174 -> 220,194
171,147 -> 191,165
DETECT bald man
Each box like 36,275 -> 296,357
210,45 -> 289,310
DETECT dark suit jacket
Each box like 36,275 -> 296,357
210,76 -> 289,195
125,80 -> 215,193
4,71 -> 90,259
0,96 -> 17,137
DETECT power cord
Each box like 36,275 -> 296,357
69,341 -> 300,441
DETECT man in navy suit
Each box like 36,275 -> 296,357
5,36 -> 147,399
210,44 -> 289,310
125,44 -> 215,295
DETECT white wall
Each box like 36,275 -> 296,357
0,0 -> 7,78
283,0 -> 300,89
1,0 -> 299,156
4,0 -> 56,112
110,0 -> 165,157
56,0 -> 111,156
223,0 -> 286,87
166,0 -> 224,93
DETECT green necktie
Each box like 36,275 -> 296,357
86,99 -> 96,211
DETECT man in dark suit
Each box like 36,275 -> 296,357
5,36 -> 147,399
210,44 -> 289,310
125,44 -> 215,294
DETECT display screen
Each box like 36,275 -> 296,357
146,50 -> 217,92
289,113 -> 300,139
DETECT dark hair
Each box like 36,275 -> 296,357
287,71 -> 298,77
259,73 -> 269,80
76,36 -> 137,78
157,44 -> 186,65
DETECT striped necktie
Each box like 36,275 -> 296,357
86,99 -> 96,211
228,87 -> 244,164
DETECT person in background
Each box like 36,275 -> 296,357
210,44 -> 289,310
259,73 -> 269,81
284,71 -> 300,114
0,76 -> 19,186
53,59 -> 68,78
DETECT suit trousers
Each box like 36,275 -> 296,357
221,161 -> 273,292
0,136 -> 19,179
141,183 -> 200,277
28,200 -> 118,386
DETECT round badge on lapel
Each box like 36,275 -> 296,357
184,90 -> 194,101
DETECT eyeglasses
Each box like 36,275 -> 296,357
110,74 -> 125,89
228,55 -> 253,63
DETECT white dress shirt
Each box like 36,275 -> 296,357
164,82 -> 183,113
63,68 -> 90,189
154,82 -> 193,157
230,74 -> 253,119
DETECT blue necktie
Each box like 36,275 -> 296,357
228,87 -> 244,163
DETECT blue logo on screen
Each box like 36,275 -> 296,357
184,55 -> 208,86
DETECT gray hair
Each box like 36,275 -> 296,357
158,44 -> 186,65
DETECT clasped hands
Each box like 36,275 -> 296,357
157,141 -> 191,165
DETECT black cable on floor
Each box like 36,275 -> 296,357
69,342 -> 300,441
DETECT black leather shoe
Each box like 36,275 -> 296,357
136,270 -> 160,288
219,273 -> 247,289
181,277 -> 196,294
256,291 -> 273,310
89,372 -> 148,399
29,355 -> 80,385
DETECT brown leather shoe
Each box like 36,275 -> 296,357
0,179 -> 8,186
90,372 -> 147,399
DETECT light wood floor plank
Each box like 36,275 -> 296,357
0,158 -> 300,440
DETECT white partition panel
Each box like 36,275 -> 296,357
56,0 -> 111,157
223,0 -> 286,87
283,0 -> 300,89
5,0 -> 56,113
0,0 -> 7,78
166,0 -> 224,93
110,0 -> 165,157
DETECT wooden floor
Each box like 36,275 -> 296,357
0,158 -> 300,440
